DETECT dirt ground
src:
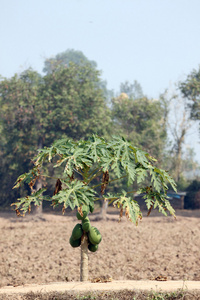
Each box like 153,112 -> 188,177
0,209 -> 200,288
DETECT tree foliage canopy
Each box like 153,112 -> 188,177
43,49 -> 97,74
13,135 -> 176,224
0,62 -> 111,207
179,66 -> 200,121
1,49 -> 197,210
43,49 -> 112,103
179,66 -> 200,102
111,95 -> 167,159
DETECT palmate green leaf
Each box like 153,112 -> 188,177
11,196 -> 33,215
149,168 -> 162,193
134,149 -> 149,168
54,157 -> 68,168
13,166 -> 40,189
34,147 -> 57,166
108,136 -> 134,161
107,137 -> 150,184
34,149 -> 49,165
154,167 -> 177,193
110,157 -> 124,178
64,158 -> 75,177
13,173 -> 28,189
106,137 -> 136,180
71,146 -> 93,169
113,191 -> 142,225
52,138 -> 75,155
163,170 -> 177,192
46,146 -> 57,162
52,179 -> 96,211
136,166 -> 148,184
164,198 -> 176,217
121,160 -> 136,185
11,188 -> 50,215
86,135 -> 108,163
36,146 -> 56,163
153,194 -> 176,217
108,136 -> 127,157
35,139 -> 76,166
101,156 -> 115,173
138,187 -> 176,217
54,142 -> 93,175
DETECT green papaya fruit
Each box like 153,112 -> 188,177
69,236 -> 81,248
88,226 -> 102,245
82,217 -> 91,232
76,205 -> 89,220
72,223 -> 83,240
88,243 -> 98,252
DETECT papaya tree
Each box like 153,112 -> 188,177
12,135 -> 176,281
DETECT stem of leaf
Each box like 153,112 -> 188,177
86,168 -> 103,184
94,189 -> 137,203
90,174 -> 128,190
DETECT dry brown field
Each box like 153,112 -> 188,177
0,208 -> 200,291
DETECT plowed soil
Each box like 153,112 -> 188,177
0,209 -> 200,288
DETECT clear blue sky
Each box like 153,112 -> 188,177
1,0 -> 200,160
1,0 -> 200,97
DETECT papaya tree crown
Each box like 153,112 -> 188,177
13,135 -> 176,224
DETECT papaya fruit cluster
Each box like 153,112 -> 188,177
69,205 -> 102,252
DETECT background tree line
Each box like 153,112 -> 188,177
0,49 -> 200,209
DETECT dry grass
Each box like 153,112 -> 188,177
1,289 -> 200,300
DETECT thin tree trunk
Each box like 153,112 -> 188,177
100,199 -> 108,221
34,178 -> 43,216
80,232 -> 88,282
175,133 -> 185,182
31,178 -> 46,221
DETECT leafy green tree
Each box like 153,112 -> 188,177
42,62 -> 111,140
43,49 -> 97,74
0,70 -> 43,207
179,66 -> 200,102
163,92 -> 192,182
179,66 -> 200,121
175,147 -> 200,191
0,63 -> 111,208
43,49 -> 113,103
13,135 -> 176,281
182,147 -> 200,175
160,88 -> 199,186
111,94 -> 167,160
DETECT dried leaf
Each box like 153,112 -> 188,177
15,209 -> 21,217
153,276 -> 168,281
125,207 -> 129,219
68,172 -> 74,182
101,170 -> 109,195
118,206 -> 123,222
29,179 -> 36,190
102,170 -> 109,184
91,275 -> 112,283
147,204 -> 153,216
62,205 -> 66,215
53,179 -> 62,195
